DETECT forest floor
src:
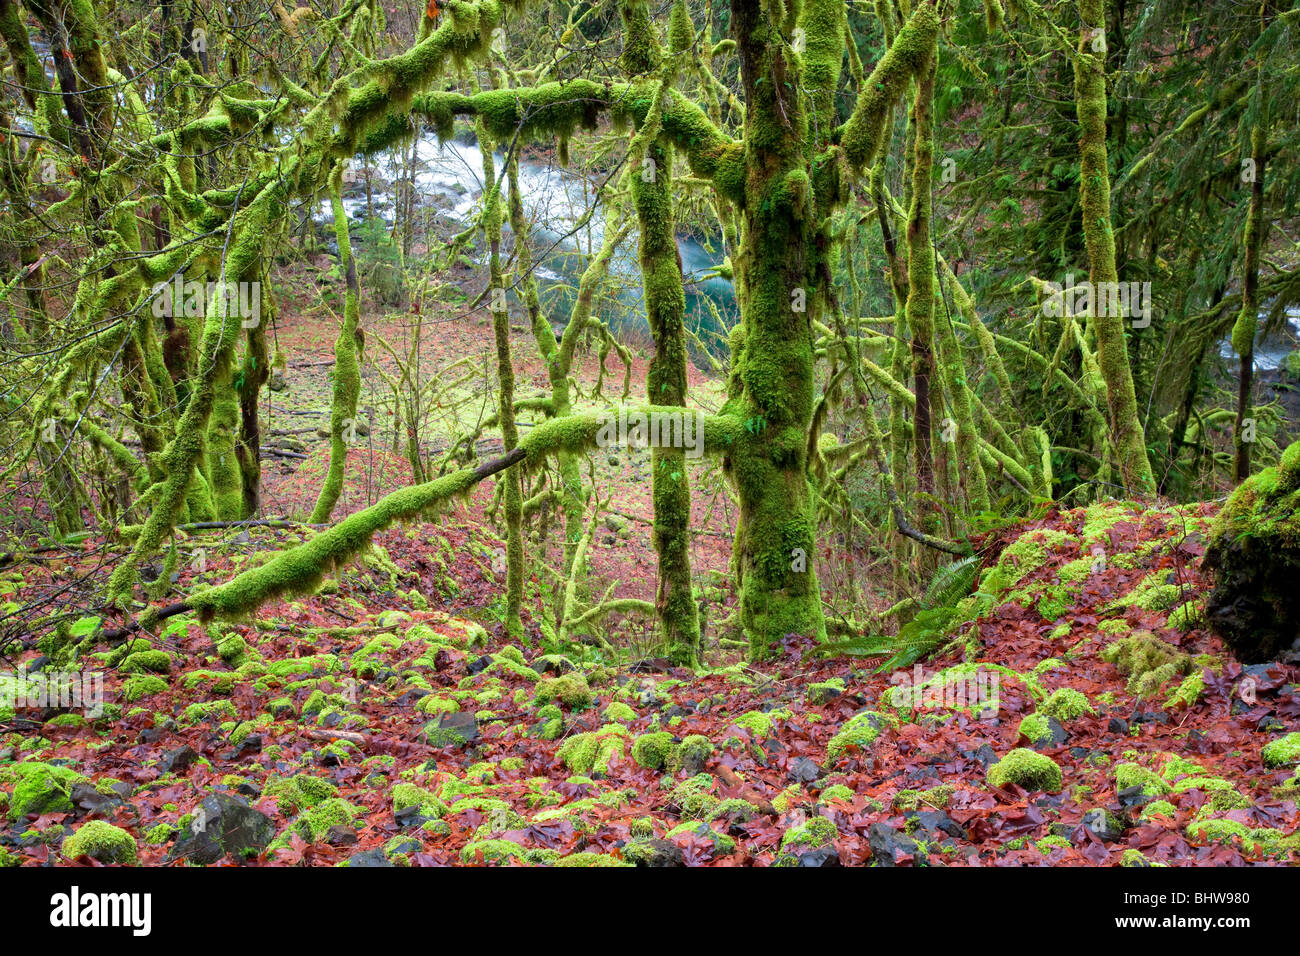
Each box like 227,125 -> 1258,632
2,272 -> 1299,867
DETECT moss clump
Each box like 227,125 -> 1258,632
534,704 -> 564,740
1186,818 -> 1251,846
628,816 -> 656,838
556,726 -> 629,776
631,731 -> 676,770
118,650 -> 173,674
665,821 -> 737,855
1164,671 -> 1205,709
826,710 -> 894,765
602,701 -> 637,724
892,785 -> 954,811
1017,713 -> 1056,746
665,734 -> 713,773
807,678 -> 845,704
552,851 -> 632,867
5,762 -> 85,821
1037,835 -> 1072,854
774,816 -> 838,866
1139,800 -> 1177,821
731,710 -> 773,738
392,783 -> 446,818
62,821 -> 138,865
1115,763 -> 1172,797
708,798 -> 760,825
668,773 -> 717,820
264,774 -> 337,814
534,674 -> 592,710
1100,631 -> 1192,698
987,749 -> 1063,793
1040,688 -> 1094,721
1262,732 -> 1300,768
275,798 -> 361,846
460,838 -> 525,865
122,675 -> 169,703
1120,848 -> 1167,867
179,699 -> 237,725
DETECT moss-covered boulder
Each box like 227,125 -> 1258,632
62,821 -> 138,865
4,762 -> 85,821
986,748 -> 1063,793
1205,440 -> 1300,662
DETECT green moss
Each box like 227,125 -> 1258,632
987,749 -> 1063,793
118,650 -> 173,674
668,773 -> 717,820
1186,818 -> 1251,845
666,734 -> 713,773
774,816 -> 838,866
1115,763 -> 1172,797
1139,800 -> 1177,821
144,822 -> 178,844
1040,688 -> 1094,721
179,699 -> 237,725
892,784 -> 954,811
1262,733 -> 1300,768
460,838 -> 526,865
553,851 -> 633,867
1017,712 -> 1054,745
1164,671 -> 1206,709
534,673 -> 592,710
631,731 -> 676,770
265,774 -> 339,814
732,710 -> 774,738
273,797 -> 361,847
807,677 -> 845,704
6,762 -> 85,820
826,710 -> 894,764
556,725 -> 630,775
392,783 -> 446,818
1120,848 -> 1167,867
1100,632 -> 1192,698
1037,835 -> 1072,854
602,701 -> 637,724
62,821 -> 138,865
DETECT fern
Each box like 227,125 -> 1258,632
820,556 -> 980,667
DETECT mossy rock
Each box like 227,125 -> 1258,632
986,748 -> 1063,793
62,821 -> 138,865
1205,440 -> 1300,662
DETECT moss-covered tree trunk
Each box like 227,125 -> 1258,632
1073,0 -> 1156,496
724,0 -> 824,657
1232,125 -> 1265,484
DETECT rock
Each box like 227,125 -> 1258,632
69,783 -> 123,816
623,838 -> 685,867
424,712 -> 478,748
868,822 -> 926,866
268,370 -> 287,391
157,745 -> 199,775
603,514 -> 629,534
1107,717 -> 1129,735
792,846 -> 841,867
167,793 -> 275,865
1081,807 -> 1126,842
787,757 -> 821,785
908,809 -> 967,842
466,654 -> 493,675
344,847 -> 395,867
325,825 -> 358,846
